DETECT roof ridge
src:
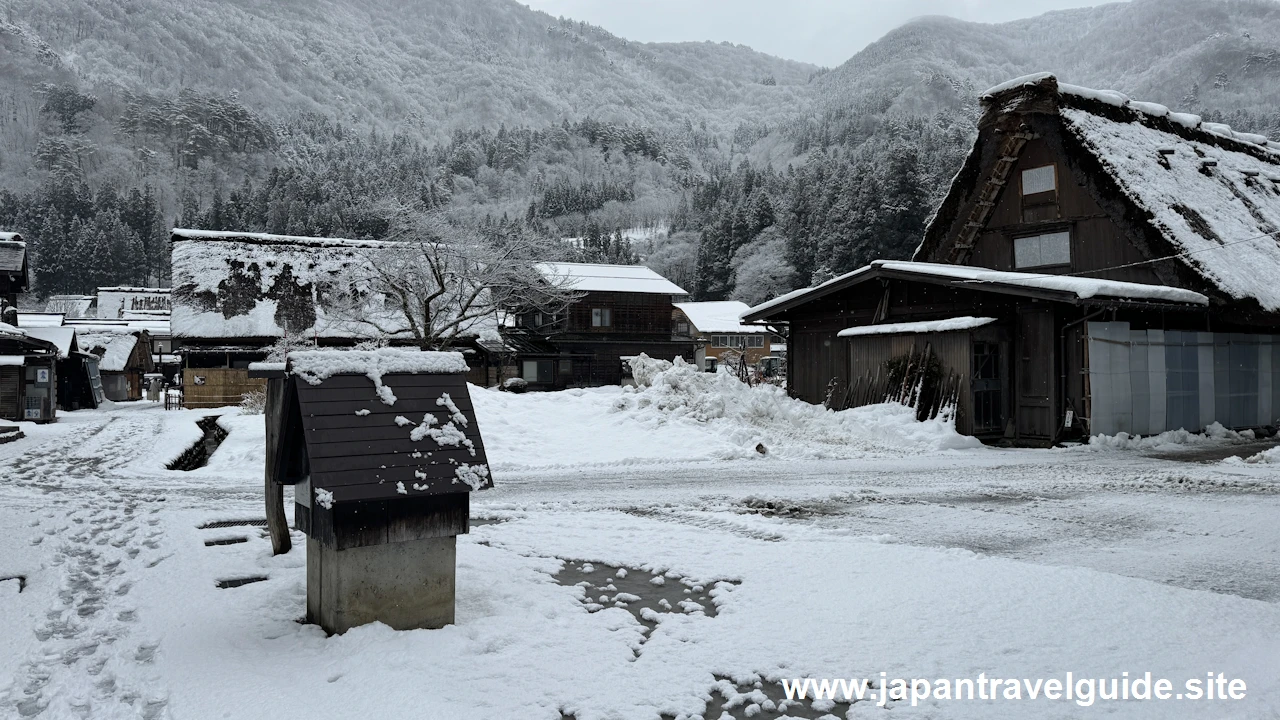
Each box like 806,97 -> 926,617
981,72 -> 1278,160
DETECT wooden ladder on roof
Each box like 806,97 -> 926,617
945,127 -> 1036,265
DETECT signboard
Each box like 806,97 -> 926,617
96,288 -> 171,318
24,408 -> 41,420
36,368 -> 49,384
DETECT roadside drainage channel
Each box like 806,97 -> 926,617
167,416 -> 228,471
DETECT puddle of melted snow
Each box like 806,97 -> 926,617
555,560 -> 737,635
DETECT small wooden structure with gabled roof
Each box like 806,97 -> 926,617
252,348 -> 491,634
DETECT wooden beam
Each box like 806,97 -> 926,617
263,378 -> 291,556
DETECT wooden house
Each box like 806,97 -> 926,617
0,233 -> 27,307
75,327 -> 154,401
744,73 -> 1280,443
672,300 -> 774,372
495,262 -> 695,389
0,323 -> 58,423
23,326 -> 105,411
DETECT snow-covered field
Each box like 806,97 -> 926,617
1,371 -> 1279,719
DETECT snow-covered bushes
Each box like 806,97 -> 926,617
502,377 -> 528,393
239,389 -> 266,415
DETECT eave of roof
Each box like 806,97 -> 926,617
742,261 -> 1208,322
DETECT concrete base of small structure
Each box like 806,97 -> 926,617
307,535 -> 457,634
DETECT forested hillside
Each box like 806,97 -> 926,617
2,0 -> 1280,304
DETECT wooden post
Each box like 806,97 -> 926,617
263,377 -> 291,555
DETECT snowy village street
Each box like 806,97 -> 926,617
2,374 -> 1280,720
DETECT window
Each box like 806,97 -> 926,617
676,321 -> 690,336
1014,231 -> 1071,268
521,360 -> 554,384
748,335 -> 764,348
711,335 -> 726,348
1021,165 -> 1056,195
591,308 -> 612,327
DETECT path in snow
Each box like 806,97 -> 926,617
1,403 -> 1278,719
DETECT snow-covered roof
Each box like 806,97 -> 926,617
0,237 -> 25,273
22,327 -> 76,359
77,330 -> 140,372
744,260 -> 1208,321
289,349 -> 468,382
0,322 -> 26,338
964,73 -> 1280,311
96,286 -> 170,293
838,317 -> 996,338
672,301 -> 764,334
16,313 -> 63,328
44,295 -> 95,318
170,229 -> 400,341
535,262 -> 687,295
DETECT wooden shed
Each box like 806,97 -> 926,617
76,328 -> 154,401
0,323 -> 58,423
254,348 -> 491,634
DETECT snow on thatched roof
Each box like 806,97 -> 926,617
535,262 -> 687,295
76,329 -> 139,372
970,73 -> 1280,311
170,229 -> 395,341
673,301 -> 763,334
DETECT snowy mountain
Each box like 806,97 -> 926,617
4,0 -> 1280,300
0,0 -> 816,139
814,0 -> 1280,115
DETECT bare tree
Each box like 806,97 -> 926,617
329,203 -> 579,350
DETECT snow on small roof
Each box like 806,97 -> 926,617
673,301 -> 763,334
0,322 -> 26,338
0,237 -> 25,273
0,355 -> 23,366
838,317 -> 996,338
44,295 -> 96,317
23,327 -> 76,358
16,312 -> 64,328
535,262 -> 687,295
77,331 -> 139,372
288,349 -> 468,405
744,261 -> 1208,320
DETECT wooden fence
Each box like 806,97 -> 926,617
181,368 -> 265,409
830,342 -> 961,422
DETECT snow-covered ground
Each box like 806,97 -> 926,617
1,373 -> 1279,719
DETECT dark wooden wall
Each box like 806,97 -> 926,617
954,135 -> 1165,286
563,291 -> 677,336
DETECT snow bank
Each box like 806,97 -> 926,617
471,357 -> 980,470
617,356 -> 979,458
1084,423 -> 1255,451
1240,446 -> 1280,465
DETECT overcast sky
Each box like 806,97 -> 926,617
523,0 -> 1118,67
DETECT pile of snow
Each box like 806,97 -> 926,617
471,356 -> 980,470
1084,423 -> 1256,451
614,356 -> 979,459
1235,446 -> 1280,465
